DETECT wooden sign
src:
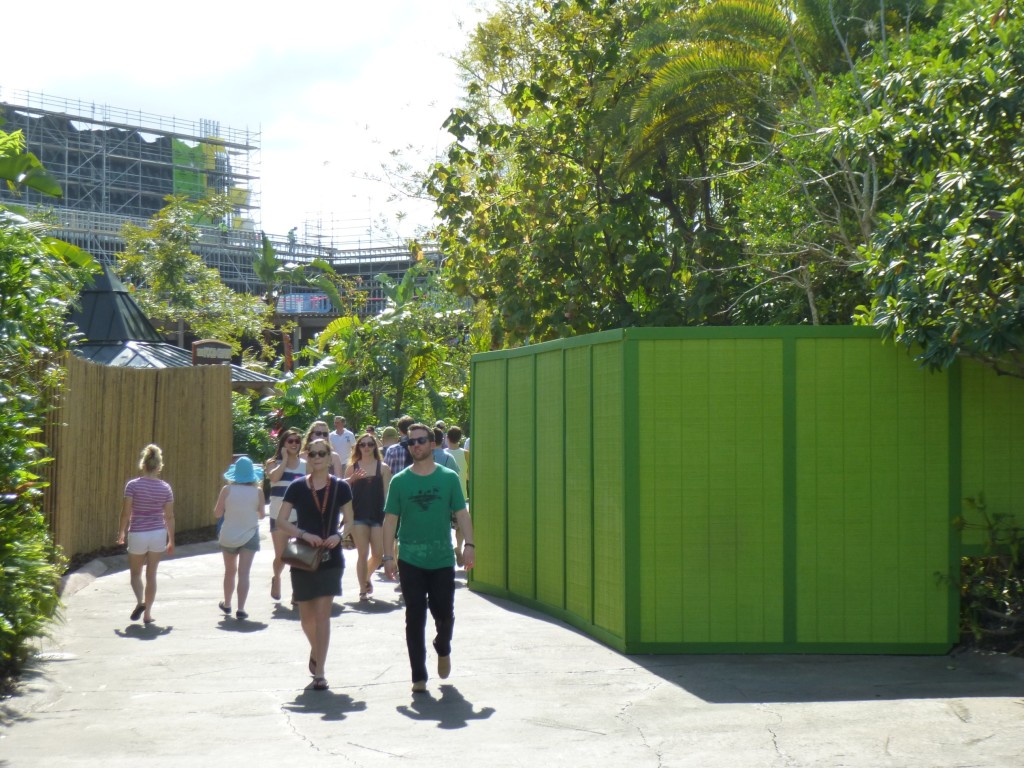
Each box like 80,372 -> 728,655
192,339 -> 232,366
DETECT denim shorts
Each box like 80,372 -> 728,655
220,529 -> 260,554
352,519 -> 383,529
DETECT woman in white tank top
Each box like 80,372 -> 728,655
214,457 -> 266,620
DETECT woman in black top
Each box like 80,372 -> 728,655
345,432 -> 392,600
276,438 -> 353,691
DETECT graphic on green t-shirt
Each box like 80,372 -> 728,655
410,488 -> 442,511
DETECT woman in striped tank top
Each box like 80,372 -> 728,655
116,444 -> 175,625
265,428 -> 306,602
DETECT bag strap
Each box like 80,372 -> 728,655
305,474 -> 335,538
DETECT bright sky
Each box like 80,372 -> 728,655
0,0 -> 492,243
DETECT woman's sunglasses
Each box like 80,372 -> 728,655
308,450 -> 330,458
312,430 -> 329,437
285,438 -> 301,445
358,442 -> 376,448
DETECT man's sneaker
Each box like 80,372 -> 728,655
438,655 -> 451,679
412,680 -> 428,693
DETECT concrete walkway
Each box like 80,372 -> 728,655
2,520 -> 1023,767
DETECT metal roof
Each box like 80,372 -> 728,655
68,266 -> 278,391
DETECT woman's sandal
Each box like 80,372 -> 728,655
218,601 -> 231,614
308,655 -> 316,675
364,580 -> 373,596
270,576 -> 281,601
312,677 -> 329,691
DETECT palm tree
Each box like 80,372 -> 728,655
625,0 -> 903,157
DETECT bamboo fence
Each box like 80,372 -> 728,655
44,354 -> 233,559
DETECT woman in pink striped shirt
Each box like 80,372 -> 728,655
117,444 -> 175,625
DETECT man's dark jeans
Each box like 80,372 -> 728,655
397,559 -> 455,683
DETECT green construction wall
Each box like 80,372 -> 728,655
470,327 -> 1024,654
959,359 -> 1024,553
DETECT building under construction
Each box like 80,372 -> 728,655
0,89 -> 432,314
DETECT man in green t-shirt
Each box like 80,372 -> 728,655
383,423 -> 475,694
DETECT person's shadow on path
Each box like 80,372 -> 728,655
284,687 -> 367,722
395,684 -> 495,729
114,624 -> 173,640
270,603 -> 299,621
216,617 -> 268,633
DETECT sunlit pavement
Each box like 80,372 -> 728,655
3,519 -> 1024,768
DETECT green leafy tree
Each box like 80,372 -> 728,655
731,76 -> 880,324
628,0 -> 940,326
0,126 -> 94,680
117,195 -> 272,350
429,0 -> 747,347
855,0 -> 1024,377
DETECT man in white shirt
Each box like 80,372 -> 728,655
330,415 -> 356,474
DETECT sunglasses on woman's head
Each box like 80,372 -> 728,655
308,450 -> 330,458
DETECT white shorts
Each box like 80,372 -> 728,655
126,528 -> 168,555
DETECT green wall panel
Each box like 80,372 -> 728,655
564,346 -> 594,623
636,339 -> 784,645
535,351 -> 566,608
731,340 -> 785,643
470,359 -> 508,590
637,340 -> 686,643
960,360 -> 1024,552
506,356 -> 536,597
794,339 -> 950,646
592,342 -> 625,637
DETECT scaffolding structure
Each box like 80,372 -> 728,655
0,89 -> 258,223
0,88 -> 435,306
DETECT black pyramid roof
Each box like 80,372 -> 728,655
67,265 -> 278,391
68,265 -> 164,343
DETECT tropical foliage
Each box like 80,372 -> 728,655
262,261 -> 475,432
231,391 -> 275,460
954,493 -> 1024,648
252,232 -> 360,316
0,126 -> 94,681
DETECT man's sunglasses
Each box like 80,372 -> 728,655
407,436 -> 430,446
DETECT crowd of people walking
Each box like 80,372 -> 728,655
116,414 -> 473,694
